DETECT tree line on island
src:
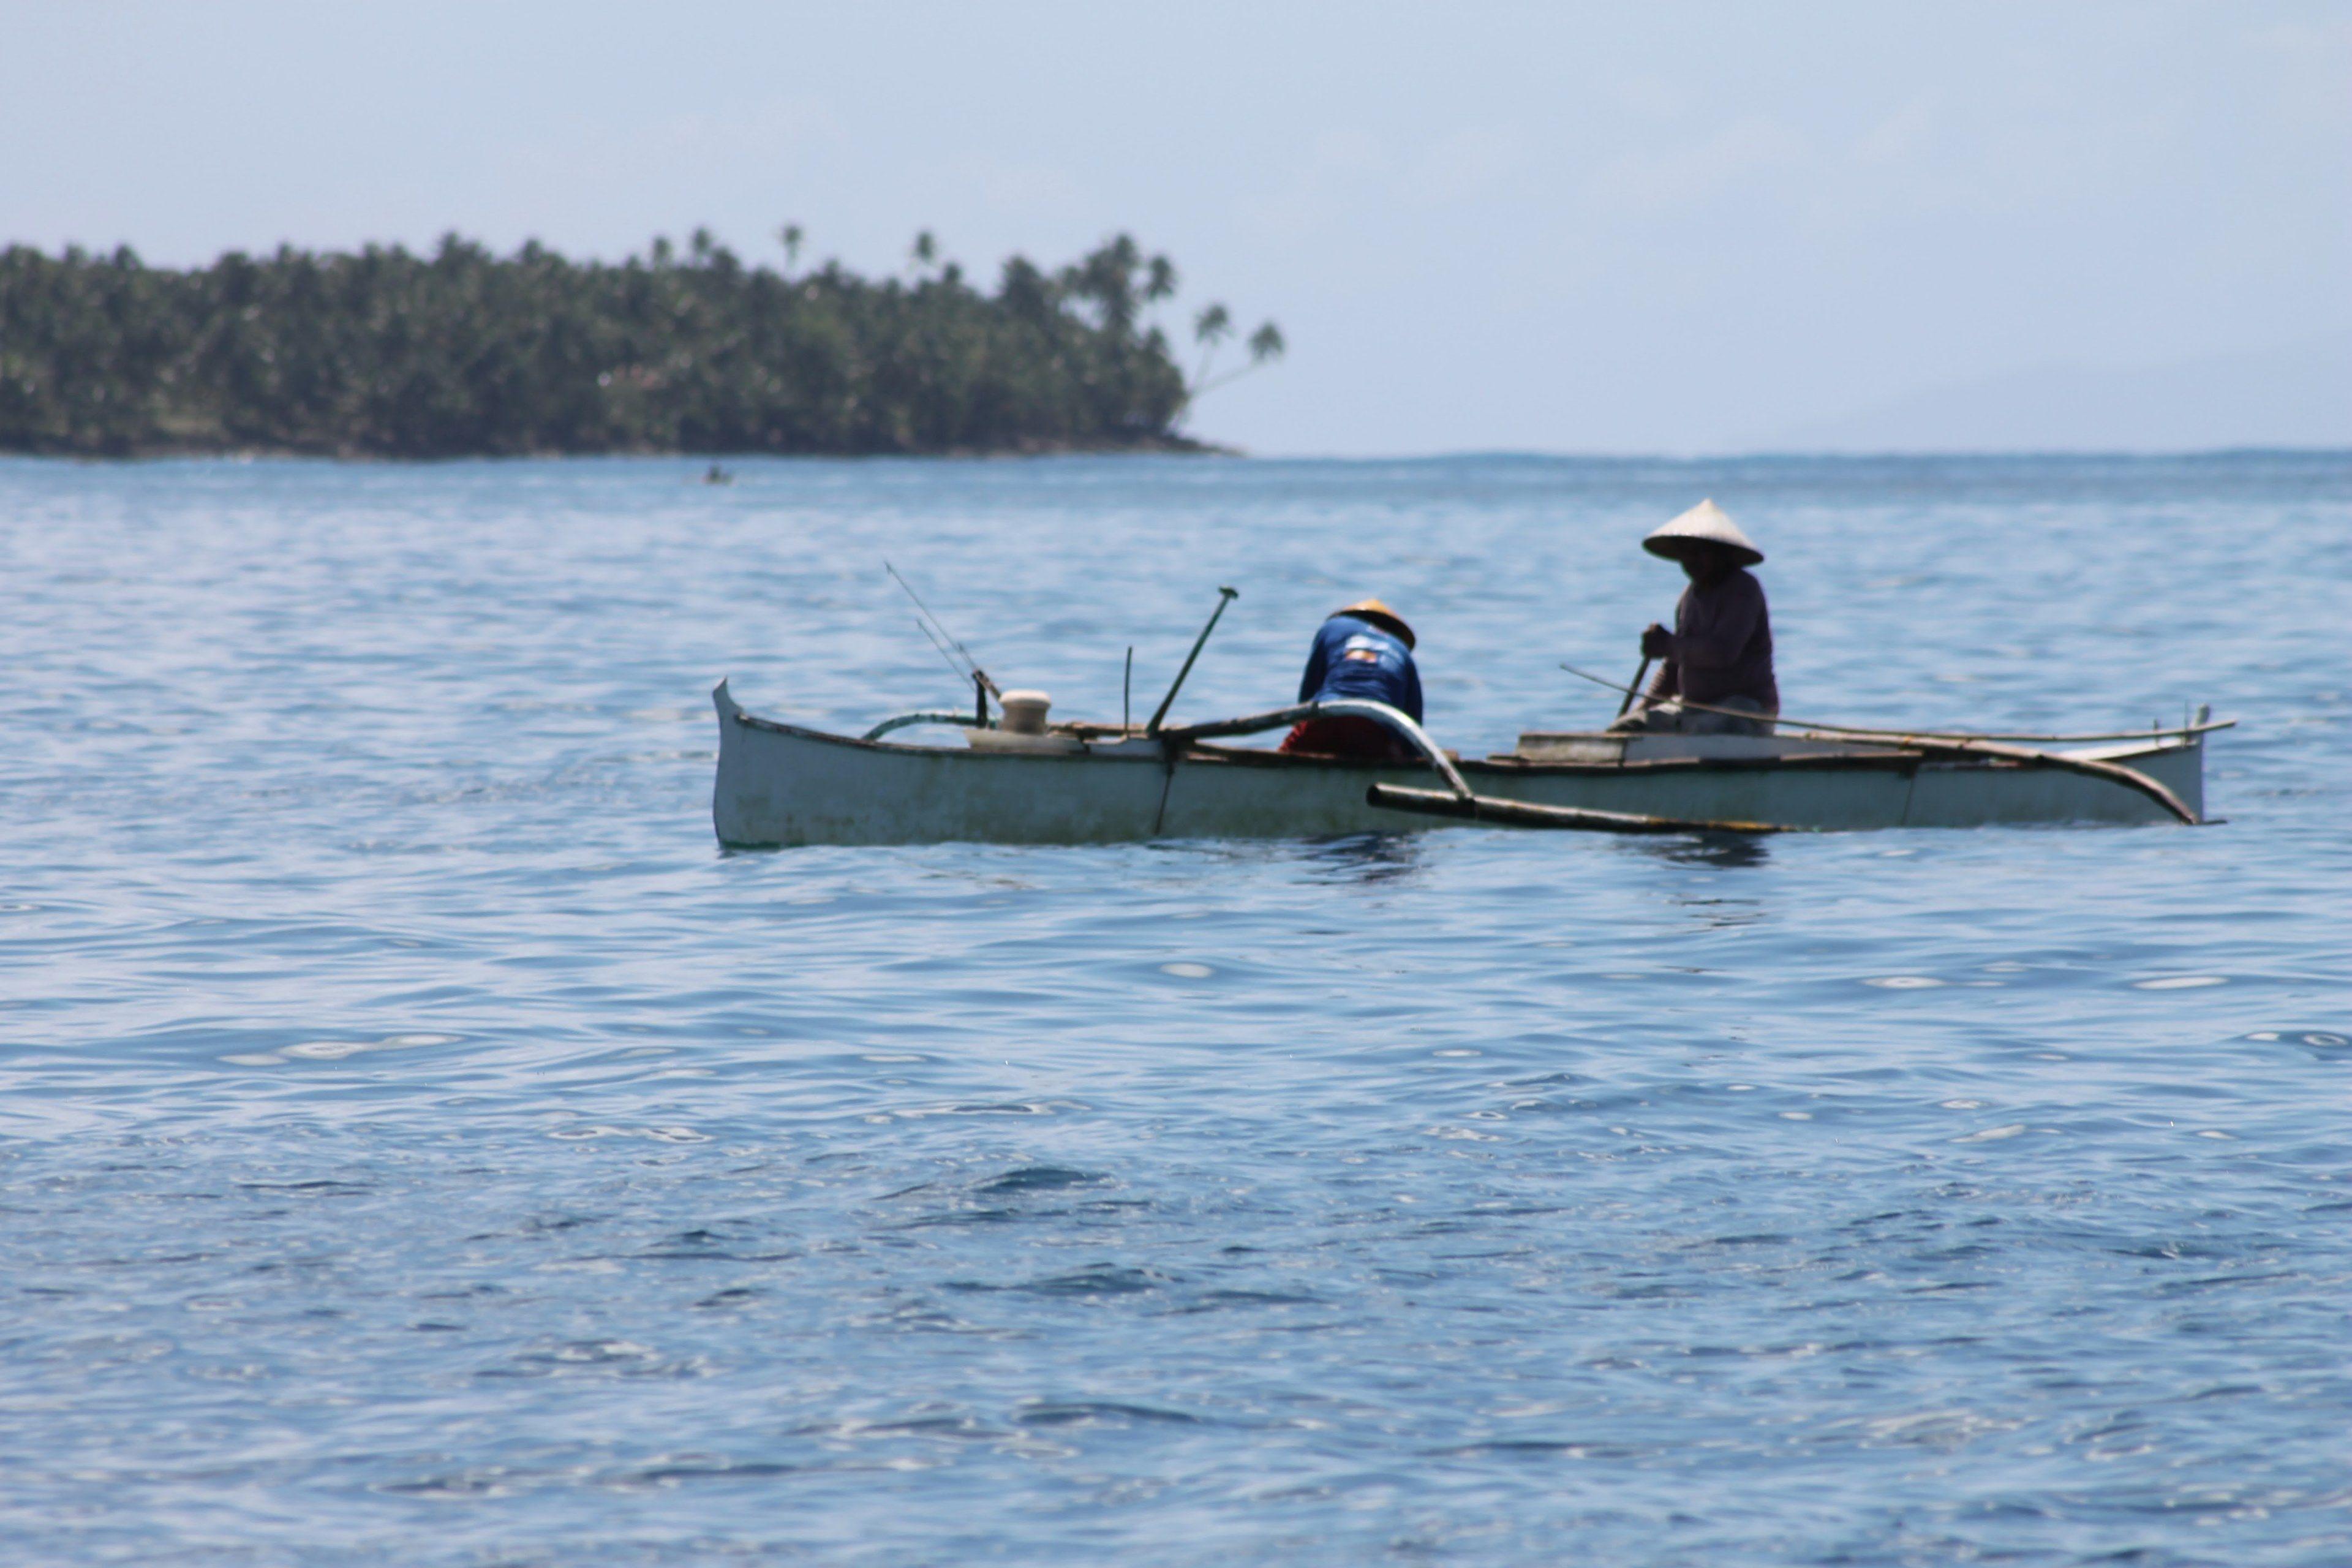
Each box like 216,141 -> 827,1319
0,228 -> 1283,458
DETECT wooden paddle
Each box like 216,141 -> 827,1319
1616,657 -> 1652,719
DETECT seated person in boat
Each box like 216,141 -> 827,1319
1613,499 -> 1779,736
1280,599 -> 1424,761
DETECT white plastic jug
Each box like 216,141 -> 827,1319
998,690 -> 1052,735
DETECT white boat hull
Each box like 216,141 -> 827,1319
711,682 -> 2207,846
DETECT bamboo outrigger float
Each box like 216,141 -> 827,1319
709,679 -> 2220,848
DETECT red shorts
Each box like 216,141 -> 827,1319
1278,715 -> 1419,762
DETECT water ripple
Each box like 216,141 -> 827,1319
2,454 -> 2348,1565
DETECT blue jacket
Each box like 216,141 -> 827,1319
1297,614 -> 1422,722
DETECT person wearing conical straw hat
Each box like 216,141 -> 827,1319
1611,499 -> 1779,736
1280,598 -> 1425,760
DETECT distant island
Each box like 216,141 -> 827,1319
0,230 -> 1282,458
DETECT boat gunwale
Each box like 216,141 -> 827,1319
723,705 -> 2197,782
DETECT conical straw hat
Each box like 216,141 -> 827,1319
1642,499 -> 1763,567
1331,598 -> 1415,649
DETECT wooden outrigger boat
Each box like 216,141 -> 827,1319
710,679 -> 2219,848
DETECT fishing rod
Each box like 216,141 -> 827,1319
1146,586 -> 1239,736
886,562 -> 999,697
886,562 -> 1001,722
910,616 -> 970,685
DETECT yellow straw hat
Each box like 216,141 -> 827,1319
1643,499 -> 1764,567
1332,598 -> 1415,649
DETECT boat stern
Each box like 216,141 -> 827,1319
2061,729 -> 2209,823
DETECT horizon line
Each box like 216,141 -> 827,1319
4,445 -> 2348,466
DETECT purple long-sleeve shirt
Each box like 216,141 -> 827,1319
1645,567 -> 1778,711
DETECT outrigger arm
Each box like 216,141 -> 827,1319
1158,699 -> 1778,835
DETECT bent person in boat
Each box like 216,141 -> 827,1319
1615,499 -> 1779,737
1281,599 -> 1425,761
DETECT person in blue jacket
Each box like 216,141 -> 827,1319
1280,599 -> 1424,761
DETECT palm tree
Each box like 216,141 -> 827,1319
0,230 -> 1278,457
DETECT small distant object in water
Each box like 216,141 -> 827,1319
704,462 -> 734,485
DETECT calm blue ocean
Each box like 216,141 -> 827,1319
3,453 -> 2348,1566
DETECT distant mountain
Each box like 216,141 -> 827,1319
1761,334 -> 2352,454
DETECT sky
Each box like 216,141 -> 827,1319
4,1 -> 2346,455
